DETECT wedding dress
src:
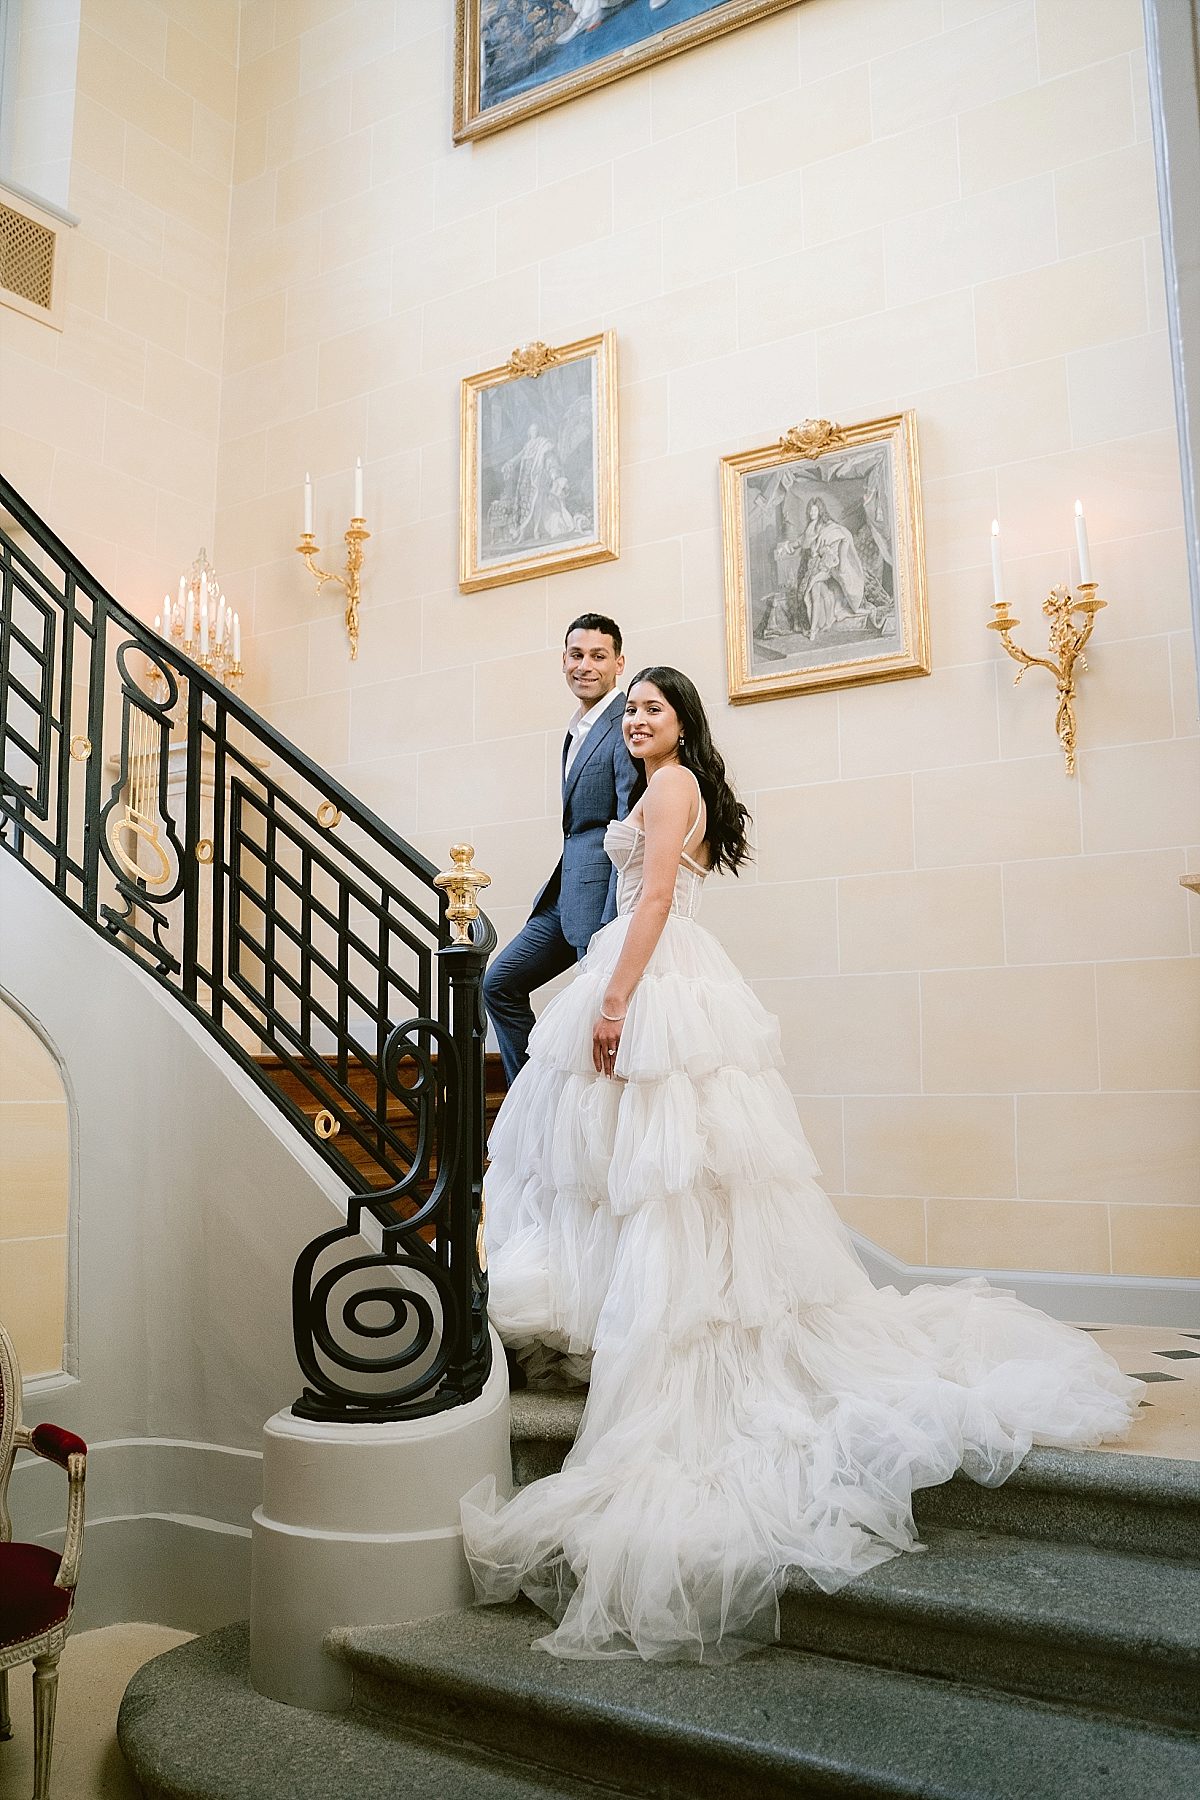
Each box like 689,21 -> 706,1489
461,775 -> 1140,1662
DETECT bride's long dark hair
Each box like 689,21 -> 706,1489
626,666 -> 752,876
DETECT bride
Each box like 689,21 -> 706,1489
461,666 -> 1140,1663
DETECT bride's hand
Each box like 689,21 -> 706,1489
593,1010 -> 624,1078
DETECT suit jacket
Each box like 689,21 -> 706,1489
532,692 -> 639,951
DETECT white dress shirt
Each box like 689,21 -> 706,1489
564,685 -> 624,778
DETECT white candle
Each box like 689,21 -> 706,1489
154,614 -> 161,633
304,471 -> 313,535
233,611 -> 241,665
354,455 -> 364,518
1074,499 -> 1093,584
990,519 -> 1005,604
162,593 -> 171,633
216,594 -> 226,645
200,588 -> 209,656
184,585 -> 195,643
177,573 -> 186,617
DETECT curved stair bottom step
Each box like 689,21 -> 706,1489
117,1622 -> 601,1800
336,1600 -> 1200,1800
117,1609 -> 1200,1800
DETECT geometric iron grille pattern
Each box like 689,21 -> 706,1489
0,472 -> 495,1423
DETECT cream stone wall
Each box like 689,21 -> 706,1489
214,0 -> 1198,1284
0,0 -> 1195,1287
0,997 -> 68,1375
0,0 -> 237,597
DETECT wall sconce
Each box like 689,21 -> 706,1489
986,503 -> 1107,776
296,460 -> 370,660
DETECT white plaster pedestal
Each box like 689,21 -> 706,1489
249,1336 -> 511,1712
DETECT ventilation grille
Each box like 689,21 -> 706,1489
0,200 -> 58,319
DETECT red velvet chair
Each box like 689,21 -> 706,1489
0,1322 -> 86,1800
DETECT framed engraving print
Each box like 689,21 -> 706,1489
720,413 -> 930,704
459,332 -> 619,594
454,1 -> 802,142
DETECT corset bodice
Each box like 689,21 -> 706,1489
604,817 -> 708,922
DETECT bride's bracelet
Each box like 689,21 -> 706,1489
599,1007 -> 626,1022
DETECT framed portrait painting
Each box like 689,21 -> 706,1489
454,0 -> 802,142
459,331 -> 619,594
720,413 -> 931,704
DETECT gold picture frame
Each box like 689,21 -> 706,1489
459,331 -> 619,594
721,413 -> 930,704
454,1 -> 802,143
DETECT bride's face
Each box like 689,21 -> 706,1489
624,682 -> 680,763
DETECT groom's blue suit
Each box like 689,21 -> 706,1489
484,691 -> 638,1085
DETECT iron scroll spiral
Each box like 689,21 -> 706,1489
290,1016 -> 467,1421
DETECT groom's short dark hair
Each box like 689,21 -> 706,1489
565,613 -> 622,655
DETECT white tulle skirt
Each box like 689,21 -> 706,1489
461,912 -> 1141,1663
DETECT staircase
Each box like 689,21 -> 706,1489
0,471 -> 496,1428
118,1393 -> 1200,1799
254,1051 -> 508,1192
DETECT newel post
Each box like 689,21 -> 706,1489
439,934 -> 492,1403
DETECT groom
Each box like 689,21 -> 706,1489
484,612 -> 638,1086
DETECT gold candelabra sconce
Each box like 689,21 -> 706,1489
986,508 -> 1107,776
154,548 -> 244,693
296,463 -> 370,660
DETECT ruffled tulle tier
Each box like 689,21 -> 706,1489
467,911 -> 1142,1661
463,1277 -> 1138,1660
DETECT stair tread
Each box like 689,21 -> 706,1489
510,1389 -> 1200,1508
117,1622 -> 598,1800
335,1601 -> 1200,1800
785,1523 -> 1200,1659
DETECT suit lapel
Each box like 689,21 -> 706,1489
563,691 -> 624,806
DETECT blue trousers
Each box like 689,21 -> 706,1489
483,900 -> 579,1087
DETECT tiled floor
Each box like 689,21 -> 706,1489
1081,1324 -> 1200,1462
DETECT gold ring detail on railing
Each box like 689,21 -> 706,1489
316,801 -> 342,829
108,807 -> 171,887
69,736 -> 92,761
194,838 -> 214,863
314,1109 -> 341,1140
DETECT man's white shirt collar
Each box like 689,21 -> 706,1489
565,685 -> 624,774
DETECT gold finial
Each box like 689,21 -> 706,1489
779,419 -> 847,459
434,844 -> 491,944
505,341 -> 558,379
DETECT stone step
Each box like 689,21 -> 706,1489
781,1525 -> 1200,1730
334,1600 -> 1200,1800
510,1390 -> 1200,1560
117,1622 -> 601,1800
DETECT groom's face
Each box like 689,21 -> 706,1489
563,628 -> 623,712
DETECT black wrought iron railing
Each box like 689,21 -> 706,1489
0,473 -> 495,1422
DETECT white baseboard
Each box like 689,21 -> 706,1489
66,1514 -> 252,1635
850,1234 -> 1200,1327
12,1437 -> 260,1634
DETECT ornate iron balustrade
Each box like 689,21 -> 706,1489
0,473 -> 495,1422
